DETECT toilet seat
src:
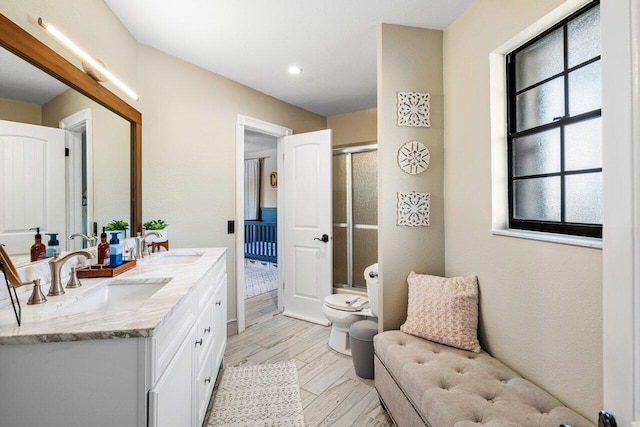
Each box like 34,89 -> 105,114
324,294 -> 368,312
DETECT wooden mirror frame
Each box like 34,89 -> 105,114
0,13 -> 142,234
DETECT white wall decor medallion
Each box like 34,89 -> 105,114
397,92 -> 431,127
397,191 -> 431,226
398,141 -> 430,175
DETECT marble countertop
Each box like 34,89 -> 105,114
0,248 -> 226,345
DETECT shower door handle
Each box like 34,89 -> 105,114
314,234 -> 329,243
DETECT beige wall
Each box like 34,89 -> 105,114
0,97 -> 41,125
327,108 -> 377,146
0,1 -> 326,322
378,24 -> 445,330
42,89 -> 130,229
443,0 -> 602,419
137,45 -> 326,320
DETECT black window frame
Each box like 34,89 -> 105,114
506,0 -> 602,239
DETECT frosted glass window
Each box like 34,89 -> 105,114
565,118 -> 602,171
352,150 -> 377,225
569,60 -> 601,116
516,77 -> 564,132
515,28 -> 564,91
513,128 -> 560,177
514,177 -> 561,221
332,154 -> 347,224
565,173 -> 602,224
568,4 -> 600,67
507,3 -> 602,237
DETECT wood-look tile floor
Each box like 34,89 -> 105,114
213,289 -> 393,426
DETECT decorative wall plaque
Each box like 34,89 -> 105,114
397,92 -> 431,127
397,192 -> 431,227
398,141 -> 430,175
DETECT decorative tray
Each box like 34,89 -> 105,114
77,260 -> 137,278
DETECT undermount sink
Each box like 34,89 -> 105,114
57,278 -> 172,314
147,251 -> 204,266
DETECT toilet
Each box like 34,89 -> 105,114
322,263 -> 379,356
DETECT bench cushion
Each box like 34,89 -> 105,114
374,330 -> 594,427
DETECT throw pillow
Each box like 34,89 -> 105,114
400,272 -> 481,353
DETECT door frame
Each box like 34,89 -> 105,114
235,115 -> 292,333
60,109 -> 93,249
602,0 -> 640,424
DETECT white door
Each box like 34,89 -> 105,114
0,120 -> 66,255
281,129 -> 332,325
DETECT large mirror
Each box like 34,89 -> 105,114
0,13 -> 142,267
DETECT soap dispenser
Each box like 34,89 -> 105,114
45,233 -> 60,258
29,227 -> 46,262
109,232 -> 123,267
97,227 -> 110,266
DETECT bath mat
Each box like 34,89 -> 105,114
245,261 -> 278,298
207,361 -> 306,426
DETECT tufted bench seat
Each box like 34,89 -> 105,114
374,330 -> 594,427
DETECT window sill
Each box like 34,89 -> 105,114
490,228 -> 602,249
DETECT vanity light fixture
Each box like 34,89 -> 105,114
288,65 -> 302,75
37,18 -> 140,101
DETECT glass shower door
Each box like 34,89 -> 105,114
333,145 -> 378,289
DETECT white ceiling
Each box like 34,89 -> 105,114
105,0 -> 474,117
0,48 -> 68,105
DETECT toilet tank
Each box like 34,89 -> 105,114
364,263 -> 379,317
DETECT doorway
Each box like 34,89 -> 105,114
243,130 -> 278,326
235,116 -> 291,333
60,109 -> 93,250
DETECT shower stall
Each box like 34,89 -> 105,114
333,144 -> 378,289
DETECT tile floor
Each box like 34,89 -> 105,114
215,290 -> 393,426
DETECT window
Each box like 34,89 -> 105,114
506,1 -> 601,238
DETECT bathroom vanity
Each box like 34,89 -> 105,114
0,248 -> 226,427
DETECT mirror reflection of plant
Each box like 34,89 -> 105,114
105,219 -> 129,231
143,219 -> 168,230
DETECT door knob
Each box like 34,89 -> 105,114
314,234 -> 329,243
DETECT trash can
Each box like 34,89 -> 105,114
349,319 -> 378,379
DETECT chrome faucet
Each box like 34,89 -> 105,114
136,231 -> 160,259
69,233 -> 97,247
48,250 -> 95,296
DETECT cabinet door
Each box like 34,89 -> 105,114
148,326 -> 196,427
212,274 -> 227,370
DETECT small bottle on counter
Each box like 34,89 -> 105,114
109,232 -> 123,268
29,227 -> 46,262
98,227 -> 110,266
45,233 -> 60,258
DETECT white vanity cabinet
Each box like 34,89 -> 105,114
0,249 -> 227,427
149,254 -> 227,427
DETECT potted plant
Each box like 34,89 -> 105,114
105,219 -> 129,241
143,219 -> 169,243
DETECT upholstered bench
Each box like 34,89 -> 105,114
374,330 -> 594,427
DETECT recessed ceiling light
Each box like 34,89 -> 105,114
288,65 -> 302,75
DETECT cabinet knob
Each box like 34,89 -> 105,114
216,300 -> 222,306
195,339 -> 203,347
205,377 -> 211,384
204,327 -> 211,333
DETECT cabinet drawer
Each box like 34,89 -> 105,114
195,296 -> 214,367
196,350 -> 214,426
152,296 -> 196,383
212,274 -> 227,370
196,259 -> 225,312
